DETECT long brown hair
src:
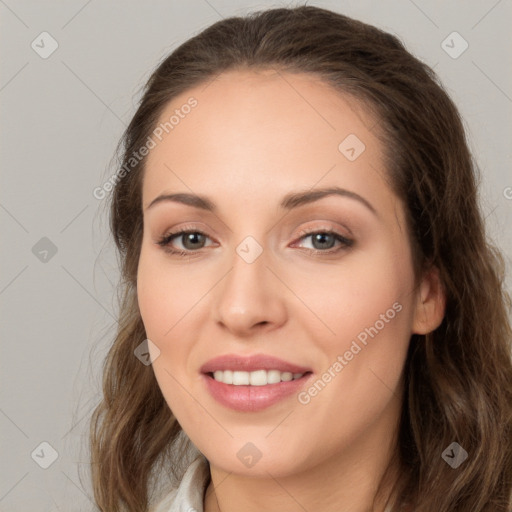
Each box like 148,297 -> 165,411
89,5 -> 512,511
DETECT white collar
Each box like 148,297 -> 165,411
151,454 -> 210,512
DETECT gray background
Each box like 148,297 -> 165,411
1,0 -> 511,510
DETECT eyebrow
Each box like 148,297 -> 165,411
145,186 -> 377,216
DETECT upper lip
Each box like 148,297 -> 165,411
200,354 -> 313,374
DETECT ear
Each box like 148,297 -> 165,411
411,265 -> 446,334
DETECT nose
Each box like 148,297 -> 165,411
212,246 -> 288,337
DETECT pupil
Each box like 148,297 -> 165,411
184,233 -> 204,249
313,233 -> 334,250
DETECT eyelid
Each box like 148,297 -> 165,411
158,222 -> 214,240
156,221 -> 350,243
289,218 -> 351,239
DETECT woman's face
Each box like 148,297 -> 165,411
137,69 -> 442,477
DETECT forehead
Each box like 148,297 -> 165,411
142,69 -> 388,211
150,68 -> 378,144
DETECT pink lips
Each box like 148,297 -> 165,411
200,353 -> 314,412
200,353 -> 312,374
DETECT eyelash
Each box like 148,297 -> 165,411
156,227 -> 354,257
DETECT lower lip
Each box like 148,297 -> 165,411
202,372 -> 313,412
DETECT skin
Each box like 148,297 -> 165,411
137,69 -> 445,512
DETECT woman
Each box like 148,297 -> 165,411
89,5 -> 512,511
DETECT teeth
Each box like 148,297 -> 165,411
212,370 -> 305,386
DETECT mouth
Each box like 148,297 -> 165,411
199,353 -> 314,411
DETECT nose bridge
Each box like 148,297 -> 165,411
212,234 -> 287,333
221,237 -> 270,308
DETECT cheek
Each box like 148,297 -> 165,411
294,242 -> 412,340
136,247 -> 208,380
137,247 -> 194,339
292,241 -> 414,400
137,252 -> 199,416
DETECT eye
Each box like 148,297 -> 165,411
156,229 -> 214,255
292,229 -> 353,254
156,227 -> 353,257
